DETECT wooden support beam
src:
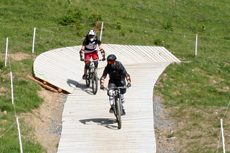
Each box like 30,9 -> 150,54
27,75 -> 59,93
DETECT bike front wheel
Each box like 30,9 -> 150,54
92,71 -> 98,95
115,97 -> 122,129
85,74 -> 90,87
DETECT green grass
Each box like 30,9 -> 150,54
0,0 -> 229,152
0,112 -> 45,152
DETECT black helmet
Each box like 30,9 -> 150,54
107,54 -> 117,62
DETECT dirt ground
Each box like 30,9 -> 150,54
21,90 -> 67,153
154,96 -> 179,153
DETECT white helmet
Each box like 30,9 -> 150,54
88,30 -> 96,42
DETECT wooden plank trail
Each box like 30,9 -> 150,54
33,44 -> 180,153
33,45 -> 180,93
57,62 -> 170,153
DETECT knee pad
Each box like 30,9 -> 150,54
108,90 -> 114,105
107,89 -> 114,96
108,90 -> 114,96
109,97 -> 114,106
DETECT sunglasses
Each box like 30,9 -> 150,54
108,61 -> 115,64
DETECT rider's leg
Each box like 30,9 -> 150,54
120,94 -> 125,107
117,80 -> 126,108
117,80 -> 126,115
120,93 -> 126,115
108,83 -> 116,113
83,53 -> 91,79
83,62 -> 90,79
92,51 -> 99,71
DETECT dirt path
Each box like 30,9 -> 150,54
21,89 -> 67,153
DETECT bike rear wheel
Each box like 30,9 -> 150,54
92,71 -> 98,95
115,97 -> 122,129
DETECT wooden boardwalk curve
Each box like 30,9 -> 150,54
33,44 -> 180,153
57,63 -> 170,153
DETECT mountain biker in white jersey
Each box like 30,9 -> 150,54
79,29 -> 105,79
100,54 -> 131,115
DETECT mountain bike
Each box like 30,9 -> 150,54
84,59 -> 101,95
104,86 -> 127,129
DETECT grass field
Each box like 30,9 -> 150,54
0,0 -> 229,152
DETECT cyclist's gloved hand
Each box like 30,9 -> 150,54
127,83 -> 131,88
100,49 -> 106,61
80,58 -> 84,61
102,55 -> 106,61
100,85 -> 104,90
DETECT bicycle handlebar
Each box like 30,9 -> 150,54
83,59 -> 104,62
103,86 -> 127,91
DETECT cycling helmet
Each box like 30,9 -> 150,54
107,54 -> 117,68
88,29 -> 96,42
107,54 -> 117,62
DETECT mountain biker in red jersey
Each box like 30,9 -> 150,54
100,54 -> 131,115
79,29 -> 105,79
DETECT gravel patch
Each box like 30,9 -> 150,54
154,96 -> 178,153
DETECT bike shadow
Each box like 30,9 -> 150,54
67,79 -> 78,87
67,79 -> 94,95
79,118 -> 119,130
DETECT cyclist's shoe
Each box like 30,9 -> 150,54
109,107 -> 114,113
121,109 -> 126,116
82,74 -> 87,80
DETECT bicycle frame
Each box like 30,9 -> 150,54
104,86 -> 126,129
83,59 -> 102,95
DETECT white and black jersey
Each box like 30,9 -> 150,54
83,36 -> 101,53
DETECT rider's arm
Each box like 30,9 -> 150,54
98,44 -> 105,57
96,38 -> 105,57
79,46 -> 85,60
81,45 -> 85,51
82,38 -> 87,51
100,66 -> 109,86
100,77 -> 105,86
80,46 -> 85,55
98,44 -> 103,50
118,61 -> 131,84
80,39 -> 86,57
118,62 -> 130,83
126,74 -> 131,84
